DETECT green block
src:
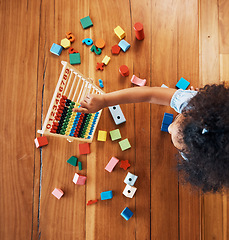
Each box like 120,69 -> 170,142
119,138 -> 131,151
80,16 -> 93,29
110,129 -> 121,141
67,156 -> 78,167
69,53 -> 81,65
78,161 -> 82,170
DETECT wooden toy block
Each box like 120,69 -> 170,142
119,65 -> 129,77
120,160 -> 130,170
60,38 -> 71,49
67,156 -> 78,166
73,173 -> 87,185
114,26 -> 126,39
100,190 -> 113,200
133,22 -> 144,40
99,79 -> 104,88
123,184 -> 137,198
69,53 -> 81,65
80,16 -> 93,29
109,129 -> 121,141
78,161 -> 82,170
97,130 -> 107,141
130,75 -> 146,86
161,84 -> 169,88
119,138 -> 131,151
161,113 -> 173,132
79,143 -> 90,154
66,31 -> 75,42
90,45 -> 102,55
108,105 -> 126,125
50,43 -> 63,56
96,62 -> 104,71
34,136 -> 48,148
176,77 -> 190,90
69,47 -> 78,54
102,55 -> 111,65
52,188 -> 64,199
118,39 -> 130,52
124,172 -> 138,186
82,38 -> 93,46
95,39 -> 105,49
105,157 -> 119,172
111,44 -> 121,55
121,207 -> 133,221
87,199 -> 98,206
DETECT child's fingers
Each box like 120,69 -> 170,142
73,106 -> 89,113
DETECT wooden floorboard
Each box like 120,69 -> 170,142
0,0 -> 229,239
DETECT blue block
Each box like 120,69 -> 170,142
162,113 -> 173,125
161,124 -> 170,132
118,40 -> 131,52
100,190 -> 113,200
176,77 -> 190,90
121,207 -> 133,221
50,43 -> 63,56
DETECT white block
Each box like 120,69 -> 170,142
123,184 -> 137,198
161,84 -> 169,88
108,105 -> 126,125
124,172 -> 138,186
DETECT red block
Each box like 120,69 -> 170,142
87,199 -> 98,206
111,44 -> 121,55
120,160 -> 130,170
119,65 -> 129,77
133,22 -> 144,40
79,143 -> 91,155
34,136 -> 48,148
96,62 -> 104,71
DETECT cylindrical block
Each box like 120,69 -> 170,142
119,65 -> 129,77
134,22 -> 144,40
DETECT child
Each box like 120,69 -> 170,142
73,84 -> 229,193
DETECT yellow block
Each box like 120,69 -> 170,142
60,38 -> 71,49
114,26 -> 126,39
97,130 -> 107,141
102,55 -> 111,65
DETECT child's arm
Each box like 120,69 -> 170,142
73,86 -> 177,113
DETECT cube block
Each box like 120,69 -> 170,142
119,138 -> 131,151
34,136 -> 48,148
73,173 -> 87,185
105,157 -> 119,172
161,113 -> 173,132
121,207 -> 133,221
110,129 -> 121,141
50,43 -> 63,56
176,77 -> 190,90
80,16 -> 93,29
79,143 -> 90,155
123,184 -> 137,198
69,53 -> 81,65
108,105 -> 126,125
101,190 -> 113,200
102,55 -> 111,65
52,188 -> 64,199
98,130 -> 107,141
114,26 -> 126,39
124,172 -> 138,186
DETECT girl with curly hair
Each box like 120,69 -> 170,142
73,84 -> 229,193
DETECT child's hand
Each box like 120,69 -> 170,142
73,94 -> 106,113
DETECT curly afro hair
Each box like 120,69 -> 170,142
177,84 -> 229,193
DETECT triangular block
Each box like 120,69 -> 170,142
67,156 -> 78,166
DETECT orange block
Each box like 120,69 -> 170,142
34,136 -> 48,148
95,39 -> 105,49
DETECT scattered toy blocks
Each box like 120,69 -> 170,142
114,26 -> 126,39
130,75 -> 146,86
78,161 -> 82,170
123,184 -> 137,198
108,105 -> 126,125
121,207 -> 133,221
80,16 -> 93,29
101,190 -> 113,200
120,160 -> 130,170
50,43 -> 63,56
67,156 -> 78,167
124,172 -> 138,186
99,79 -> 104,88
96,62 -> 104,71
73,173 -> 87,185
118,39 -> 130,52
119,65 -> 129,77
111,44 -> 121,55
105,157 -> 119,172
133,22 -> 144,40
69,53 -> 81,65
60,38 -> 71,49
66,31 -> 75,42
34,136 -> 48,148
95,39 -> 105,49
98,130 -> 107,141
87,199 -> 98,206
161,113 -> 174,132
52,188 -> 64,199
79,143 -> 90,155
110,129 -> 121,141
119,138 -> 131,151
176,77 -> 190,90
102,55 -> 111,65
82,38 -> 93,46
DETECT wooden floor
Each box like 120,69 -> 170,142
1,0 -> 229,239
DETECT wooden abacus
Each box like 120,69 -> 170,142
38,61 -> 104,142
